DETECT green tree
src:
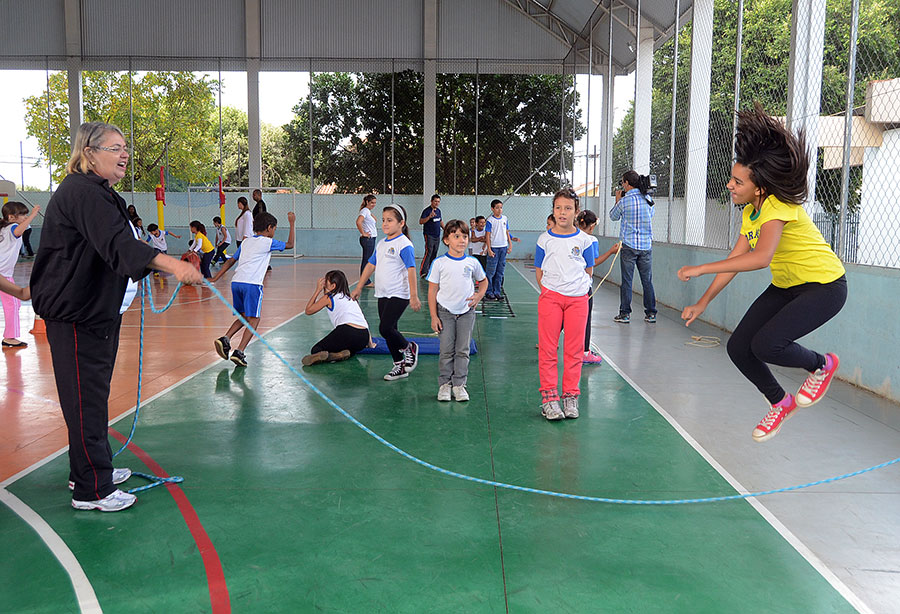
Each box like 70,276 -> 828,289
284,71 -> 583,195
219,106 -> 308,189
24,71 -> 219,190
613,0 -> 900,211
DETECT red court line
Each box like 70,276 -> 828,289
110,429 -> 231,614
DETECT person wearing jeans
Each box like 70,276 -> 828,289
418,194 -> 443,278
609,170 -> 657,323
618,244 -> 656,321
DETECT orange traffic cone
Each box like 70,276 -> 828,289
30,313 -> 46,335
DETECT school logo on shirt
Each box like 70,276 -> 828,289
463,265 -> 473,279
571,246 -> 581,257
387,247 -> 396,255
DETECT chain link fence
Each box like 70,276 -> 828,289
6,0 -> 899,266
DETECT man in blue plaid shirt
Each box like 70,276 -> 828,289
609,170 -> 657,324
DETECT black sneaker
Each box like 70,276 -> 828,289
613,313 -> 630,324
644,313 -> 657,324
402,341 -> 419,372
230,349 -> 247,367
384,362 -> 409,381
215,336 -> 231,360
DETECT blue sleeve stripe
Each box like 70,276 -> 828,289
368,252 -> 377,266
400,245 -> 416,268
534,245 -> 545,268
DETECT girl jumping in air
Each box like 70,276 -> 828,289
535,189 -> 595,421
678,103 -> 846,442
350,205 -> 421,381
302,270 -> 373,366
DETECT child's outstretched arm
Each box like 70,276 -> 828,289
209,256 -> 236,283
305,277 -> 331,315
678,234 -> 752,326
168,231 -> 182,239
428,282 -> 441,332
0,277 -> 29,300
284,212 -> 296,249
351,263 -> 376,300
13,206 -> 40,237
595,241 -> 620,266
407,267 -> 421,311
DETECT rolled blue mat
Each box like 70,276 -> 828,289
358,336 -> 477,355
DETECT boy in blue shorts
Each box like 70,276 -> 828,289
210,211 -> 295,366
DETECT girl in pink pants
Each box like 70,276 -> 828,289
0,201 -> 39,348
534,189 -> 596,421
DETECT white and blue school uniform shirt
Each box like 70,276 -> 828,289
231,235 -> 286,286
534,229 -> 595,297
369,234 -> 416,299
0,224 -> 23,278
327,293 -> 369,329
588,234 -> 600,265
426,253 -> 487,314
146,230 -> 172,252
228,235 -> 286,317
485,215 -> 510,248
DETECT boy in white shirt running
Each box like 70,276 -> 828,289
211,211 -> 295,367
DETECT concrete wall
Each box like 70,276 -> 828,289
614,242 -> 900,405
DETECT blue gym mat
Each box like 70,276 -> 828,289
358,336 -> 478,355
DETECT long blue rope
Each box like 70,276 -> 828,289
116,277 -> 897,505
112,278 -> 184,494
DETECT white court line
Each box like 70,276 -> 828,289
510,263 -> 873,614
0,489 -> 102,614
0,300 -> 310,614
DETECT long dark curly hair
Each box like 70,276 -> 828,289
734,102 -> 810,205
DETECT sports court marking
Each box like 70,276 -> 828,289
1,304 -> 309,614
510,262 -> 873,614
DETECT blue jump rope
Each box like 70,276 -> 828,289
115,276 -> 900,504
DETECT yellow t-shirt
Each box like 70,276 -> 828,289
740,195 -> 845,288
194,231 -> 215,254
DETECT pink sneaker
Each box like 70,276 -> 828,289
582,351 -> 603,365
752,395 -> 797,443
796,353 -> 839,407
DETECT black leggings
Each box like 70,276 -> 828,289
378,297 -> 410,362
584,295 -> 593,352
726,276 -> 847,405
311,324 -> 370,355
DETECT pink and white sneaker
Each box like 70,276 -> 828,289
582,351 -> 603,365
752,395 -> 797,443
796,353 -> 839,407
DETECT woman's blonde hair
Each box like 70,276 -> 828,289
65,121 -> 125,175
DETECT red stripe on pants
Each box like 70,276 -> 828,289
537,288 -> 588,397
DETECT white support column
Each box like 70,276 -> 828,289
632,24 -> 654,174
64,0 -> 82,142
423,0 -> 438,199
683,0 -> 714,245
246,0 -> 262,188
786,0 -> 826,206
602,70 -> 616,236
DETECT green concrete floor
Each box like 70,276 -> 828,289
2,265 -> 858,613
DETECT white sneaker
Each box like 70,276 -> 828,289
437,383 -> 452,401
561,396 -> 579,419
452,385 -> 469,402
68,467 -> 132,491
72,488 -> 137,512
541,400 -> 564,421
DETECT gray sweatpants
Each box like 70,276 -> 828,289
438,304 -> 476,386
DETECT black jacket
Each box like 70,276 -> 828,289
31,172 -> 159,337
